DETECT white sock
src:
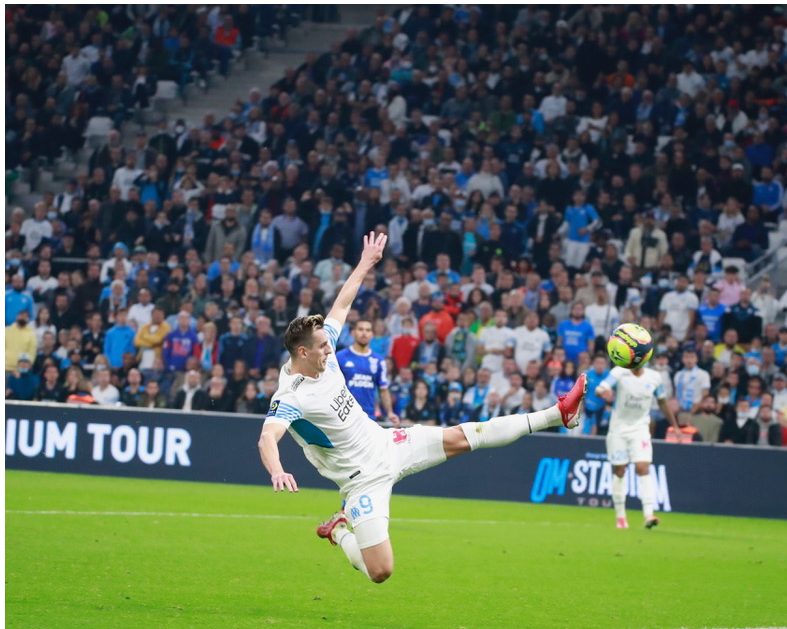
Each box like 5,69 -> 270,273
459,407 -> 562,450
638,473 -> 655,520
612,474 -> 627,519
333,525 -> 370,578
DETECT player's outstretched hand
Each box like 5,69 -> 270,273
271,472 -> 299,492
361,231 -> 387,266
389,413 -> 401,428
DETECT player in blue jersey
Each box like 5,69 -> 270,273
559,189 -> 600,270
259,232 -> 588,584
337,319 -> 399,426
697,287 -> 728,342
557,302 -> 596,363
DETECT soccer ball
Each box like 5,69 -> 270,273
607,323 -> 654,369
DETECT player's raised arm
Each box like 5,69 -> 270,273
258,421 -> 299,492
327,231 -> 387,327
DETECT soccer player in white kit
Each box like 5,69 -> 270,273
596,364 -> 682,529
259,232 -> 589,583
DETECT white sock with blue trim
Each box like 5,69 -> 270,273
459,407 -> 563,450
333,525 -> 370,578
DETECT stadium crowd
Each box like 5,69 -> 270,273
5,5 -> 787,447
5,4 -> 299,169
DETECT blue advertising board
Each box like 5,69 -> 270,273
6,402 -> 786,519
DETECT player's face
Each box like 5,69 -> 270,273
353,322 -> 373,348
303,328 -> 332,373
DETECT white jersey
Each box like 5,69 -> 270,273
598,367 -> 666,434
265,318 -> 388,491
673,366 -> 711,411
511,325 -> 552,372
478,325 -> 515,373
584,303 -> 620,339
659,290 -> 699,342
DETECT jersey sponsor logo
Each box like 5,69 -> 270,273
392,429 -> 409,444
529,451 -> 671,511
348,373 -> 374,389
290,375 -> 305,392
343,360 -> 355,368
330,386 -> 355,422
267,401 -> 279,417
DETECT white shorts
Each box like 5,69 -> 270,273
342,424 -> 446,549
606,430 -> 653,465
563,241 -> 592,269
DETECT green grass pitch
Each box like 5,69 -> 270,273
6,470 -> 787,629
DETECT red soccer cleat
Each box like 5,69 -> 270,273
316,511 -> 348,546
616,517 -> 629,529
557,372 -> 587,429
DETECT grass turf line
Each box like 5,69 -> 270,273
6,470 -> 787,629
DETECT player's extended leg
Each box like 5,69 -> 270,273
332,523 -> 393,583
360,538 -> 393,583
319,491 -> 395,584
443,373 -> 587,457
611,465 -> 629,529
635,461 -> 659,528
317,513 -> 394,583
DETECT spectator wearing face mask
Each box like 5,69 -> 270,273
6,353 -> 39,400
5,309 -> 37,373
720,398 -> 758,444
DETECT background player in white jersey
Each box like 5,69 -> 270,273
596,364 -> 682,529
259,232 -> 588,584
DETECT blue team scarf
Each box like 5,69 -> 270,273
252,224 -> 275,262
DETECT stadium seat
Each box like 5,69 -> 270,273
83,117 -> 114,149
138,81 -> 180,126
437,129 -> 452,146
768,231 -> 784,252
655,135 -> 673,153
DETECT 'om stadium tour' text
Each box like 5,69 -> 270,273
530,454 -> 671,511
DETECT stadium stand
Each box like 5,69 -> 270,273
5,5 -> 787,447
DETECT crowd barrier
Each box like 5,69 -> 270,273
6,402 -> 786,520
